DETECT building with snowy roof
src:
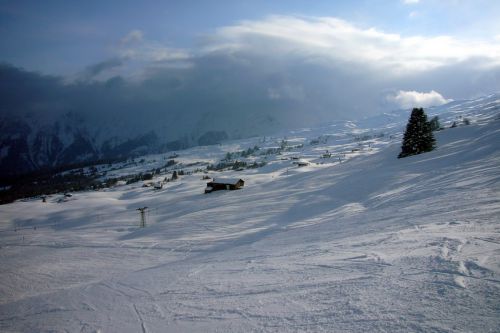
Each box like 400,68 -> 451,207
205,178 -> 245,193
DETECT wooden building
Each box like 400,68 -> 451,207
205,178 -> 245,193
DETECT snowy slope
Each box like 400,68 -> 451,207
0,107 -> 499,332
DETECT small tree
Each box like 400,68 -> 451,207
142,173 -> 153,180
398,108 -> 436,158
429,116 -> 441,131
172,170 -> 178,180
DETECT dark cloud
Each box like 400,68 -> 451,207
0,63 -> 65,117
82,57 -> 123,79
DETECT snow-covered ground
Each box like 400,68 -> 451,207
1,96 -> 499,332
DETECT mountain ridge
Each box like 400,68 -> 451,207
1,91 -> 498,176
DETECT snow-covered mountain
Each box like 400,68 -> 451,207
1,91 -> 499,177
0,63 -> 308,177
0,108 -> 283,176
0,92 -> 499,332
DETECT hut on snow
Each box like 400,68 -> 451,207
293,159 -> 310,167
205,178 -> 245,193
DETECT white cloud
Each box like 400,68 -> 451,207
204,16 -> 500,73
403,0 -> 420,4
121,29 -> 144,44
386,90 -> 452,109
117,33 -> 192,70
122,44 -> 190,62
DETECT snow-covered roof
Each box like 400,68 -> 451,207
293,159 -> 309,165
210,178 -> 244,185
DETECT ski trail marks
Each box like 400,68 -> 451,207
132,303 -> 147,333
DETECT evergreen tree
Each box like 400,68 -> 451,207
398,108 -> 436,158
172,170 -> 178,180
429,116 -> 441,131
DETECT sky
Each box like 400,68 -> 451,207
1,0 -> 500,127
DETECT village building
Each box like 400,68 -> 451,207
205,178 -> 245,193
292,159 -> 309,167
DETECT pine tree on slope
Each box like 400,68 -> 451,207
398,107 -> 436,158
429,116 -> 441,131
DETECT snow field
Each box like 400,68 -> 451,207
0,99 -> 499,332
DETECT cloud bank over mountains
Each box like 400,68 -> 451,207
83,16 -> 500,118
4,16 -> 500,123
